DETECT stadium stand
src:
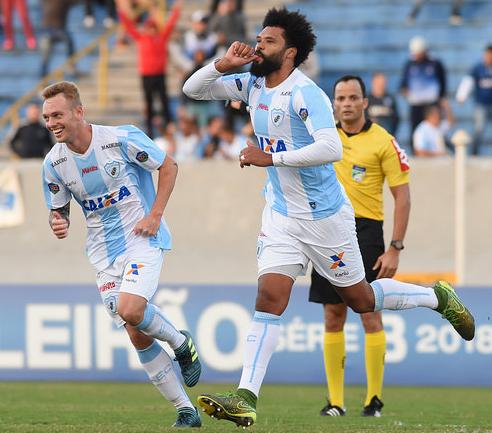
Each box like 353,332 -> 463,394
291,0 -> 492,153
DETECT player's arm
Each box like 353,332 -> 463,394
49,202 -> 70,239
182,41 -> 260,102
133,155 -> 178,237
373,183 -> 410,279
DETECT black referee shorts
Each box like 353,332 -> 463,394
308,217 -> 384,304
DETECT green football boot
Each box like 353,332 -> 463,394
174,330 -> 201,387
433,281 -> 475,340
197,391 -> 257,428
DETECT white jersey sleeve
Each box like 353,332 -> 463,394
120,125 -> 166,170
291,83 -> 336,134
182,61 -> 252,103
42,148 -> 72,209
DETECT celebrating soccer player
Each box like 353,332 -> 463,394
183,7 -> 475,428
41,81 -> 202,428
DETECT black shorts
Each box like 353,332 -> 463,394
308,218 -> 384,304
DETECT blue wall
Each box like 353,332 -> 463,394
0,284 -> 490,385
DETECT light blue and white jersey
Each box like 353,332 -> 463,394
42,124 -> 171,272
213,68 -> 345,220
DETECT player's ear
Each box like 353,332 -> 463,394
286,46 -> 297,61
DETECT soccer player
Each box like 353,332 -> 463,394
41,81 -> 201,428
183,8 -> 475,428
309,75 -> 411,418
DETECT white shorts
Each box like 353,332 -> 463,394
257,203 -> 365,287
95,246 -> 165,327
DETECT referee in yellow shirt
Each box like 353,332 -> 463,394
309,75 -> 411,417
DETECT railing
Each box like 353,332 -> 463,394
0,26 -> 116,135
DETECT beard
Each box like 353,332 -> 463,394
250,53 -> 283,77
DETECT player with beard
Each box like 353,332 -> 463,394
183,7 -> 475,428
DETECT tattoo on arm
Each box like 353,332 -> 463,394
49,202 -> 71,228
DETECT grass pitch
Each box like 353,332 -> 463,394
0,382 -> 490,433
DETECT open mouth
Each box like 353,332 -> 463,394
52,127 -> 64,139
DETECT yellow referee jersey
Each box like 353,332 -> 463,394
335,120 -> 410,221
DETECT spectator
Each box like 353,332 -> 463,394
368,71 -> 400,136
167,27 -> 194,121
83,0 -> 116,29
183,10 -> 217,62
168,111 -> 201,162
195,115 -> 223,158
117,0 -> 182,138
400,36 -> 449,153
210,0 -> 243,14
39,0 -> 76,78
413,104 -> 450,157
216,121 -> 246,160
209,0 -> 246,56
182,49 -> 222,129
456,44 -> 492,155
9,103 -> 53,158
407,0 -> 463,26
1,0 -> 36,50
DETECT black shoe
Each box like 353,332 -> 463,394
361,395 -> 384,417
320,399 -> 345,416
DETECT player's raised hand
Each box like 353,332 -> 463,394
239,140 -> 273,168
49,211 -> 69,239
134,213 -> 161,237
215,41 -> 262,73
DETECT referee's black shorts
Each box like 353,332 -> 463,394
309,217 -> 384,305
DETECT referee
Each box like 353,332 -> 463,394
309,75 -> 411,417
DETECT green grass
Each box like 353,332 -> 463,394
0,382 -> 490,433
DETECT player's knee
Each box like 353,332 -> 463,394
360,312 -> 384,332
323,304 -> 347,332
118,304 -> 145,326
255,291 -> 288,316
345,298 -> 373,314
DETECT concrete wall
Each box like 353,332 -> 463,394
1,157 -> 491,285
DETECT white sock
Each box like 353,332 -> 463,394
238,311 -> 281,397
137,340 -> 193,409
371,278 -> 438,311
136,304 -> 186,350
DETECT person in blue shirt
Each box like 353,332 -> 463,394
183,8 -> 475,428
400,36 -> 449,153
456,44 -> 492,155
41,80 -> 202,428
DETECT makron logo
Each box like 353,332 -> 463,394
82,165 -> 98,176
82,185 -> 131,211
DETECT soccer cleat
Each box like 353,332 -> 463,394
361,396 -> 384,417
197,392 -> 256,428
172,406 -> 202,428
320,400 -> 346,416
433,281 -> 475,341
174,330 -> 201,387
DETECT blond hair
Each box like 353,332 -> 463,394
41,81 -> 82,107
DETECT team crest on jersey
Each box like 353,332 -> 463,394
104,161 -> 121,178
352,165 -> 366,182
271,108 -> 285,127
48,183 -> 60,194
299,108 -> 309,121
136,151 -> 149,163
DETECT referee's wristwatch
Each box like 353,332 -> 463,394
390,240 -> 405,251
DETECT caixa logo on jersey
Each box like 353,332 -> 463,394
82,185 -> 131,212
258,136 -> 287,153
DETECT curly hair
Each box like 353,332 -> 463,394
262,7 -> 316,67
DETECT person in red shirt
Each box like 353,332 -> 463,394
118,0 -> 182,137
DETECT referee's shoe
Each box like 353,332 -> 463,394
361,395 -> 384,417
320,400 -> 346,416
